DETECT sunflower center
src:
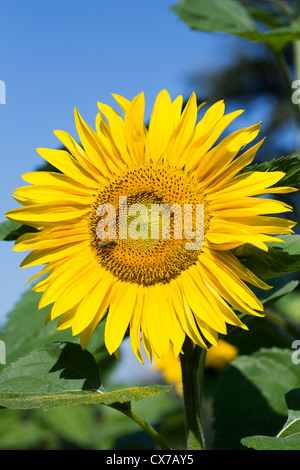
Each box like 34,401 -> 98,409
89,163 -> 209,286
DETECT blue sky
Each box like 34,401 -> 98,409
0,0 -> 293,326
0,0 -> 237,324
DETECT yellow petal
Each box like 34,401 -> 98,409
6,203 -> 90,226
145,89 -> 174,162
169,280 -> 207,349
97,102 -> 132,166
129,286 -> 144,364
196,123 -> 261,186
13,185 -> 94,206
21,171 -> 93,194
53,129 -> 102,177
165,92 -> 198,165
104,282 -> 138,355
142,285 -> 170,360
162,288 -> 185,358
49,265 -> 104,320
124,92 -> 146,164
72,271 -> 114,335
181,269 -> 227,334
38,250 -> 99,308
112,93 -> 131,113
200,252 -> 264,313
204,138 -> 265,191
186,108 -> 244,172
19,240 -> 90,270
36,148 -> 100,188
57,305 -> 78,330
209,250 -> 270,290
209,171 -> 286,198
74,108 -> 115,180
171,95 -> 183,127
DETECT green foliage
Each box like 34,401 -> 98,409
0,282 -> 175,449
0,276 -> 110,366
242,433 -> 300,450
241,389 -> 300,450
171,0 -> 256,35
171,0 -> 300,52
0,387 -> 171,411
0,342 -> 170,411
0,220 -> 36,241
0,291 -> 171,409
0,289 -> 74,363
235,234 -> 300,280
213,348 -> 300,449
252,276 -> 299,309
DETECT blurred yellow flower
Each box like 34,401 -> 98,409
155,349 -> 184,395
156,340 -> 239,394
205,340 -> 239,371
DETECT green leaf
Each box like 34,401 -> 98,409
232,348 -> 300,415
0,289 -> 75,364
171,0 -> 256,35
241,433 -> 300,450
241,389 -> 300,450
0,342 -> 171,410
0,386 -> 171,411
275,290 -> 300,324
171,0 -> 300,52
240,153 -> 300,188
235,234 -> 300,280
239,26 -> 300,53
0,220 -> 36,241
252,276 -> 299,309
0,278 -> 109,366
213,348 -> 300,449
0,342 -> 101,393
275,389 -> 300,438
249,7 -> 285,30
0,221 -> 20,240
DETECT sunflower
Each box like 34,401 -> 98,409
6,90 -> 296,363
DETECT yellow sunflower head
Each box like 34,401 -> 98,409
6,90 -> 296,363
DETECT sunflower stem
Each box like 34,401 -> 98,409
180,339 -> 206,450
112,405 -> 172,450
